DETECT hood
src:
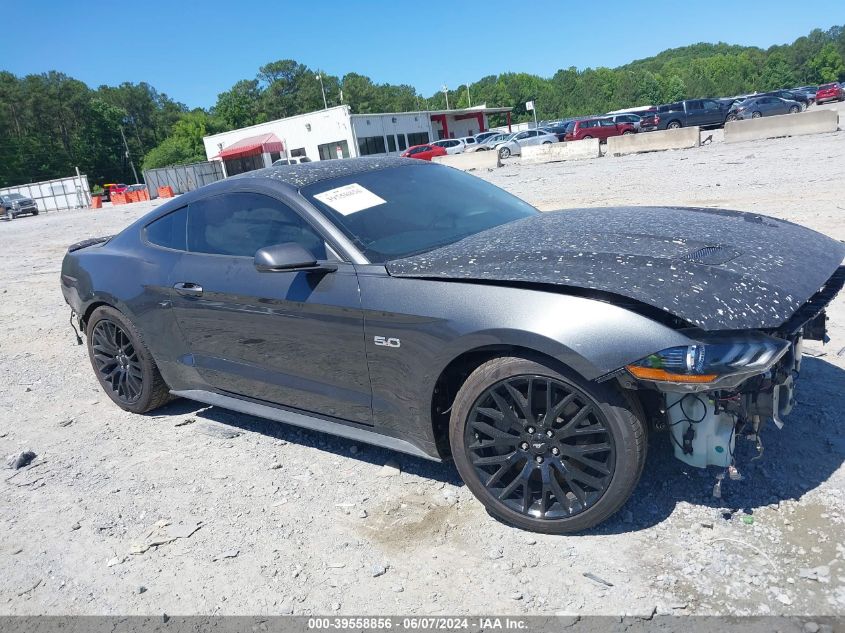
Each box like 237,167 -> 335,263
386,207 -> 845,331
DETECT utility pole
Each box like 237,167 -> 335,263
119,125 -> 139,183
442,84 -> 450,110
316,74 -> 328,109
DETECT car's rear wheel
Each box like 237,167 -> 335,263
752,111 -> 762,118
582,135 -> 593,140
667,121 -> 682,129
789,105 -> 800,114
86,306 -> 171,414
499,147 -> 511,159
542,141 -> 552,145
622,131 -> 633,135
449,357 -> 646,534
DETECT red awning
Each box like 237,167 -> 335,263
216,132 -> 284,160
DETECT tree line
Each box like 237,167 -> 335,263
1,25 -> 843,188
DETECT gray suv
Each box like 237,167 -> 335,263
1,193 -> 39,220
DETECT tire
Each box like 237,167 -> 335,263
4,208 -> 13,221
622,131 -> 633,135
751,111 -> 762,119
542,141 -> 552,145
726,114 -> 737,122
32,210 -> 39,216
667,121 -> 682,130
499,147 -> 511,159
85,305 -> 171,414
449,356 -> 647,534
582,135 -> 593,140
789,106 -> 799,114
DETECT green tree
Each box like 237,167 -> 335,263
807,43 -> 845,83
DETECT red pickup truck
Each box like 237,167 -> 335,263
564,117 -> 635,142
101,183 -> 128,202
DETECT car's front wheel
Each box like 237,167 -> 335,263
4,208 -> 12,221
449,356 -> 646,534
752,111 -> 762,118
498,147 -> 511,159
789,105 -> 800,114
86,305 -> 171,414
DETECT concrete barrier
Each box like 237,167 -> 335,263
724,109 -> 839,144
432,150 -> 499,171
606,127 -> 700,156
520,139 -> 601,164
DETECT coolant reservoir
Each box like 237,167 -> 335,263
666,393 -> 735,468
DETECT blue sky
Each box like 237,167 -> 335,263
4,0 -> 843,108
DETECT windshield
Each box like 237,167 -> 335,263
5,193 -> 25,200
302,163 -> 538,263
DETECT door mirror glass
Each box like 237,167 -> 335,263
254,242 -> 320,272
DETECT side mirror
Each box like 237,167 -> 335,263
254,243 -> 336,273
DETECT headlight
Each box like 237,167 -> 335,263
626,333 -> 790,386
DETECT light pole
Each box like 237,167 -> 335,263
466,83 -> 471,108
442,84 -> 450,110
316,74 -> 328,109
119,125 -> 139,183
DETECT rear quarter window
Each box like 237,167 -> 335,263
145,207 -> 188,251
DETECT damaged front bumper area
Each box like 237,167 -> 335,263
615,265 -> 844,474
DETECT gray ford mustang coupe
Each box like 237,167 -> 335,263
61,157 -> 845,533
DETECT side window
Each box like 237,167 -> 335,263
187,193 -> 327,259
146,207 -> 188,251
688,100 -> 703,111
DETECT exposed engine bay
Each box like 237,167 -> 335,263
622,308 -> 828,496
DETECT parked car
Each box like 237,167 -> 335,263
474,131 -> 501,143
431,139 -> 466,155
1,192 -> 39,220
539,124 -> 571,142
815,83 -> 845,104
458,136 -> 479,150
761,90 -> 811,108
563,117 -> 635,142
125,184 -> 148,193
61,157 -> 845,534
728,96 -> 803,120
496,129 -> 558,158
795,86 -> 818,103
400,144 -> 447,161
631,109 -> 659,132
606,113 -> 642,132
273,157 -> 312,166
656,99 -> 732,130
465,133 -> 511,152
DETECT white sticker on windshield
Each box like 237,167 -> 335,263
313,183 -> 386,216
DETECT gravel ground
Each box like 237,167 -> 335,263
1,109 -> 844,618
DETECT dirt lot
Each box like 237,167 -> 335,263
1,111 -> 844,618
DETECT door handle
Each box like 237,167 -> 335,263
173,282 -> 203,296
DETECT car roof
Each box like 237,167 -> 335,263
230,156 -> 419,188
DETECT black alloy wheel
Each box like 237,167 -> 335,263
85,305 -> 172,413
91,319 -> 144,404
466,375 -> 615,519
449,357 -> 646,534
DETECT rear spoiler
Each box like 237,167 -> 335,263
67,235 -> 113,253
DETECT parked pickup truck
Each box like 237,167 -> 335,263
656,99 -> 733,130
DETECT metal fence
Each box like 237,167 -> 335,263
0,174 -> 91,211
143,161 -> 225,198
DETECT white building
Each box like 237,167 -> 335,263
202,104 -> 513,176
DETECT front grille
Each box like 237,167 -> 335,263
779,265 -> 845,335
